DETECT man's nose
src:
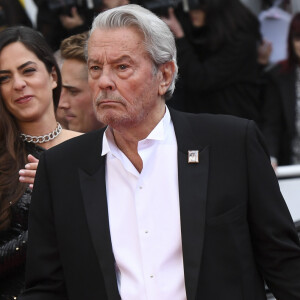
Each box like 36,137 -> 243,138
58,89 -> 70,109
97,69 -> 116,91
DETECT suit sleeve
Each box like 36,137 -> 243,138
19,152 -> 68,300
246,120 -> 300,299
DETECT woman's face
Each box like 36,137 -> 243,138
293,38 -> 300,60
0,42 -> 57,123
189,9 -> 206,28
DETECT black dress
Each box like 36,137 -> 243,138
0,143 -> 45,300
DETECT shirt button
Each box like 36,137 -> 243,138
150,275 -> 154,278
145,230 -> 148,234
139,186 -> 143,189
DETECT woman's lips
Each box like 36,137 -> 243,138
15,95 -> 33,104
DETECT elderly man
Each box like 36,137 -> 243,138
20,4 -> 300,300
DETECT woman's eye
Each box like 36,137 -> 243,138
0,76 -> 9,84
24,68 -> 36,74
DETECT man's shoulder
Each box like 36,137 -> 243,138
170,108 -> 250,130
169,108 -> 254,146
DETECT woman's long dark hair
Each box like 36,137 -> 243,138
281,12 -> 300,72
0,26 -> 62,230
186,0 -> 262,51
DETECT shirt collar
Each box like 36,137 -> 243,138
101,106 -> 171,156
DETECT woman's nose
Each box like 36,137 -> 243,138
13,76 -> 26,90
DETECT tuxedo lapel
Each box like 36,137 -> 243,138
77,112 -> 209,300
78,132 -> 120,300
170,108 -> 209,300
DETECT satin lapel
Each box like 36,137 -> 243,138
169,108 -> 209,300
79,156 -> 120,300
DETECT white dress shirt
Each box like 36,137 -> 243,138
102,107 -> 187,300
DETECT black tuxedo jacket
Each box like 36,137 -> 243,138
21,109 -> 300,300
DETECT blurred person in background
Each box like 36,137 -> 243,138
163,0 -> 263,122
261,12 -> 300,169
33,0 -> 130,51
101,0 -> 129,10
0,0 -> 33,31
0,26 -> 81,299
33,0 -> 99,51
59,32 -> 105,132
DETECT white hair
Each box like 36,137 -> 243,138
89,4 -> 178,100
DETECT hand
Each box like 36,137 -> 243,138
271,161 -> 277,172
270,157 -> 278,174
59,7 -> 84,30
19,154 -> 39,189
161,7 -> 185,39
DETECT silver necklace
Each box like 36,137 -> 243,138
20,122 -> 62,144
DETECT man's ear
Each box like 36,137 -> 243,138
158,61 -> 175,96
51,66 -> 58,90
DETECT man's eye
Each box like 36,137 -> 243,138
90,66 -> 100,71
70,90 -> 79,96
119,64 -> 128,70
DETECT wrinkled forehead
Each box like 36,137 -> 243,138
87,27 -> 147,61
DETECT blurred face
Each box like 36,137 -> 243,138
59,58 -> 103,132
189,9 -> 206,27
102,0 -> 129,10
293,38 -> 300,60
0,42 -> 57,123
87,27 -> 169,131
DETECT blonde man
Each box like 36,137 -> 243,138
59,32 -> 105,132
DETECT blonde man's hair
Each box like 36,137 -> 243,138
60,32 -> 89,63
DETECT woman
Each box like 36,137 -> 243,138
163,0 -> 263,121
261,12 -> 300,168
0,26 -> 81,299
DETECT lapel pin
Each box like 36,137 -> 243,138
188,150 -> 199,163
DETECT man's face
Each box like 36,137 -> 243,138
189,9 -> 205,28
102,0 -> 129,10
87,27 -> 168,132
293,38 -> 300,60
59,58 -> 103,132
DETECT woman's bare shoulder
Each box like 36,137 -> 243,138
58,129 -> 83,143
63,129 -> 83,139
